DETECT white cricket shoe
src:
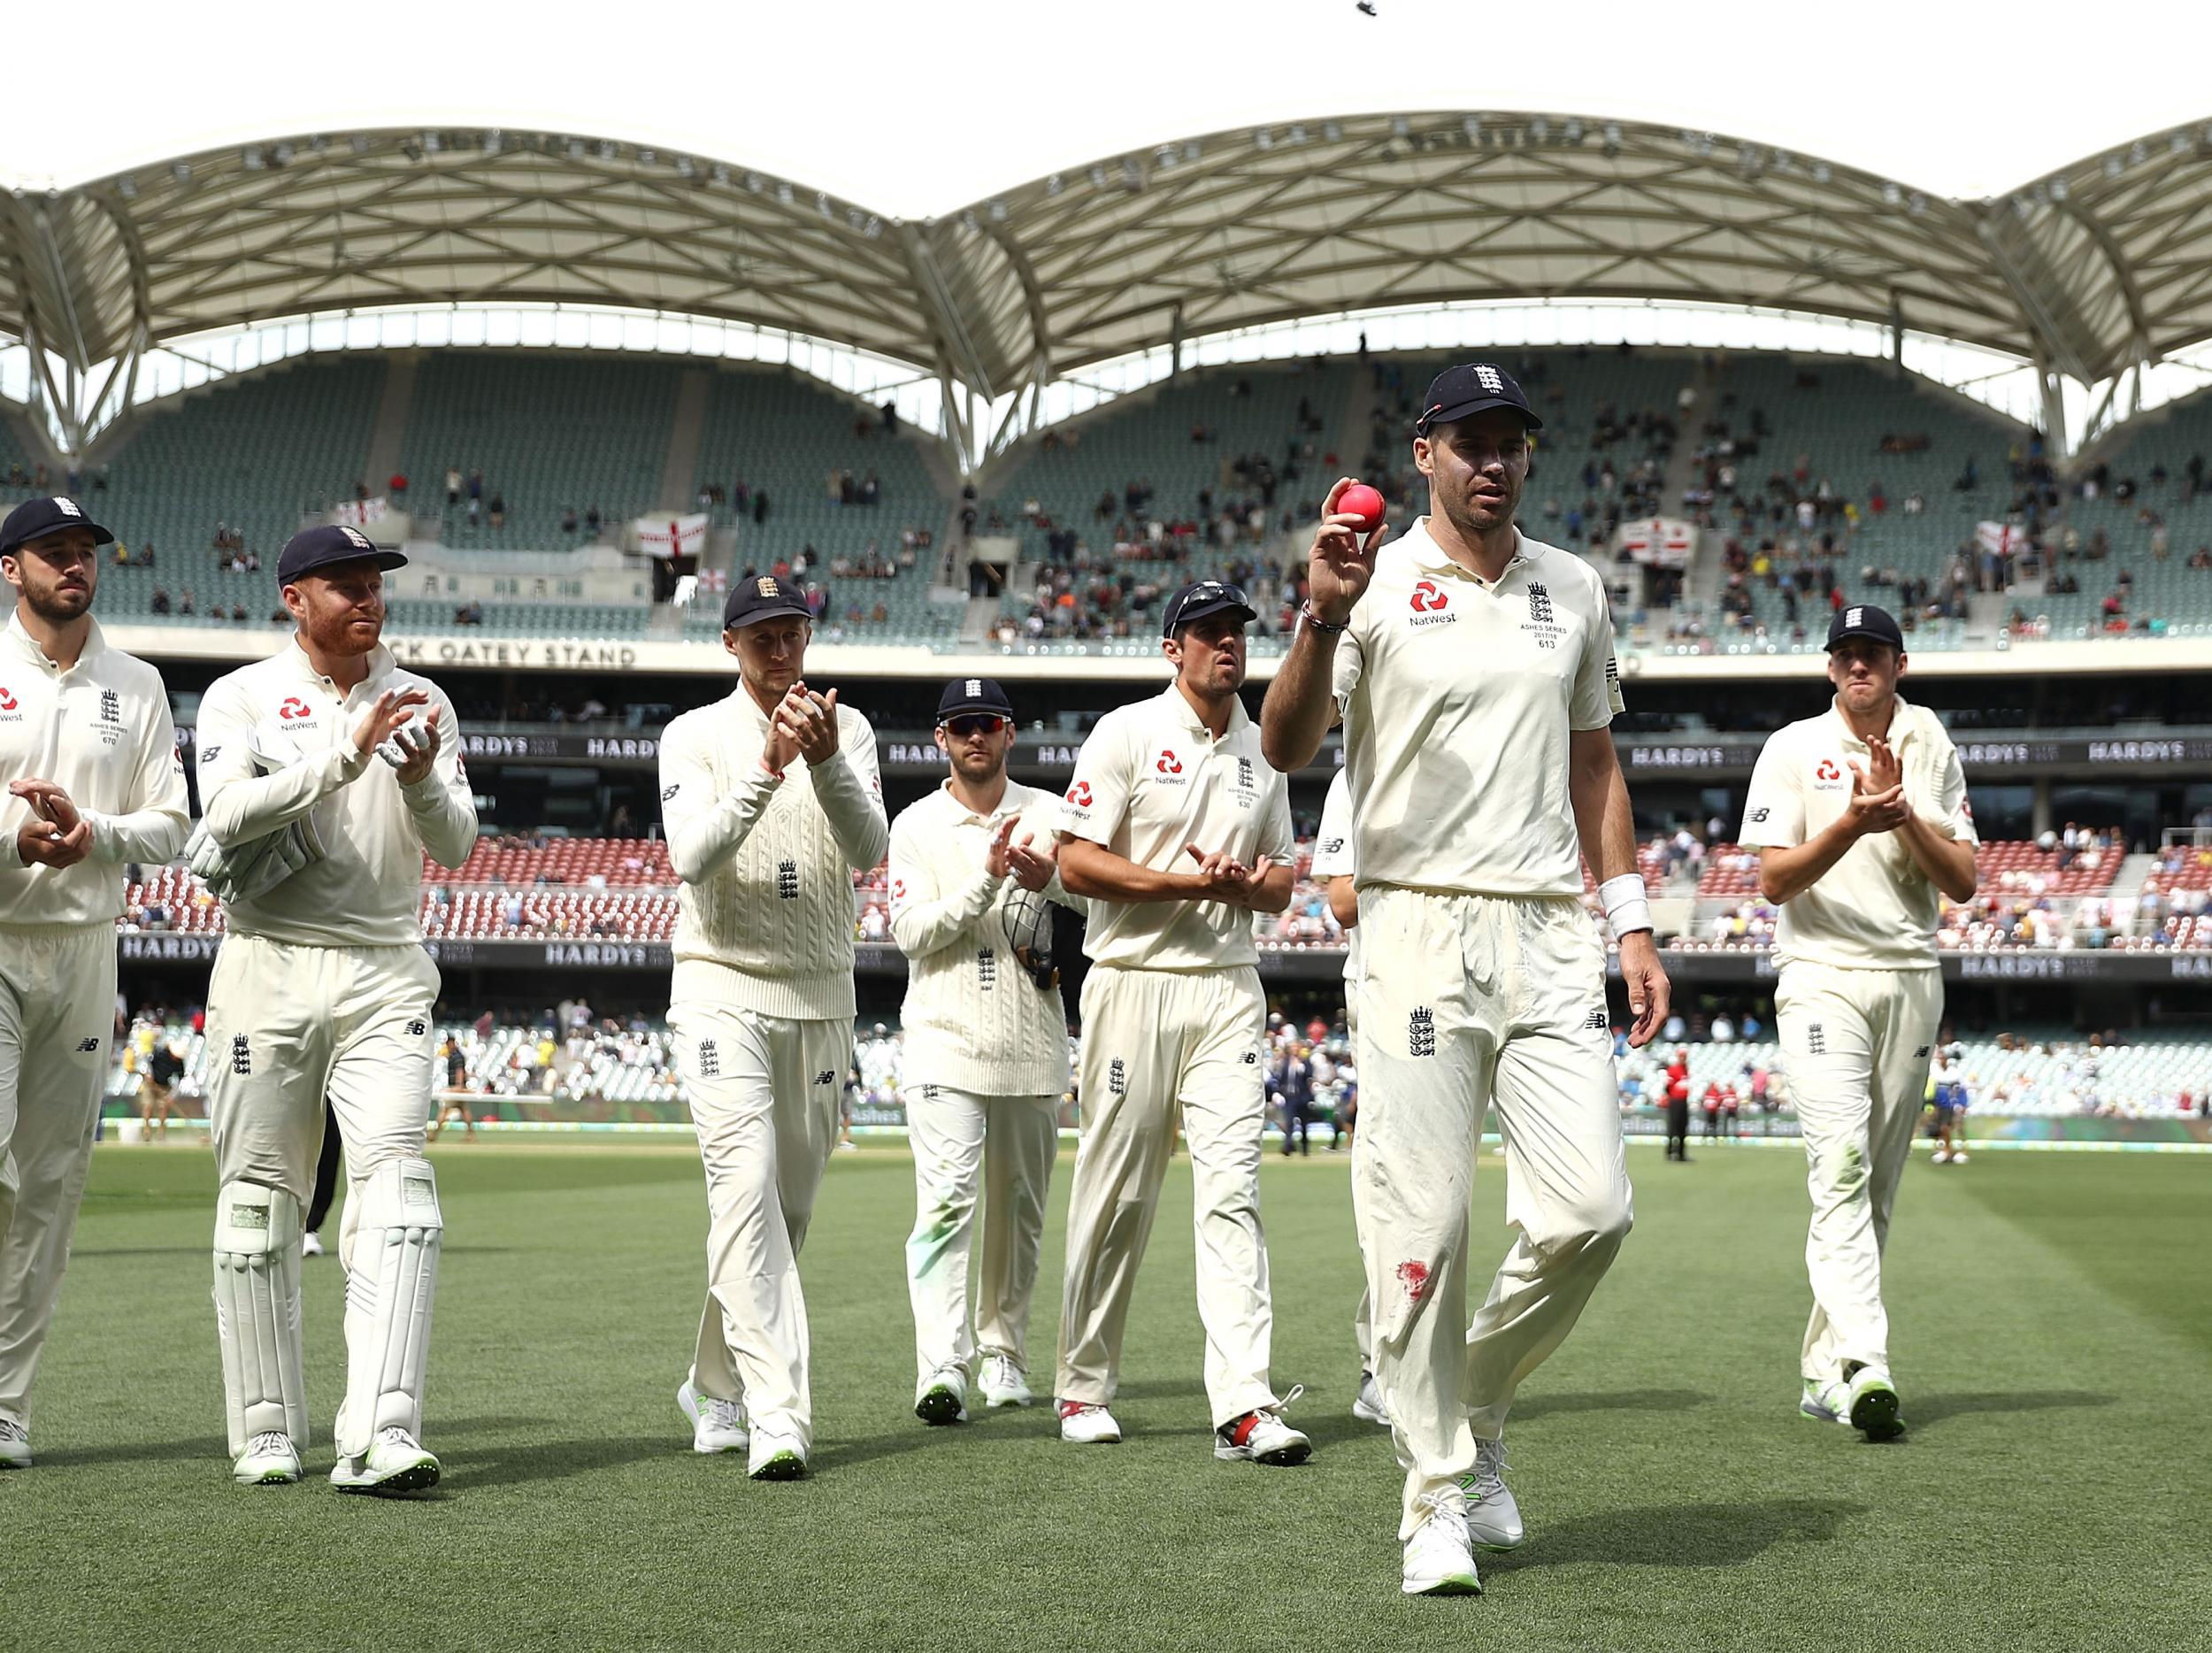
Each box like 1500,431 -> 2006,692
1844,1365 -> 1905,1441
1353,1370 -> 1391,1426
1800,1377 -> 1847,1424
1951,1150 -> 1970,1164
0,1417 -> 31,1469
979,1354 -> 1033,1410
302,1232 -> 326,1257
678,1380 -> 749,1454
330,1426 -> 441,1495
748,1429 -> 810,1480
915,1367 -> 970,1426
1932,1149 -> 1951,1165
1461,1436 -> 1525,1549
1056,1401 -> 1122,1444
1402,1490 -> 1483,1596
1214,1388 -> 1311,1465
232,1430 -> 301,1486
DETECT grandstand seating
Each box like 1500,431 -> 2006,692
688,367 -> 956,644
2054,391 -> 2212,635
91,358 -> 387,619
400,353 -> 680,551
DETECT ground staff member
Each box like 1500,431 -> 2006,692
1053,580 -> 1309,1466
888,678 -> 1082,1425
1261,363 -> 1671,1597
660,574 -> 887,1481
196,525 -> 477,1493
0,496 -> 189,1469
1740,603 -> 1975,1442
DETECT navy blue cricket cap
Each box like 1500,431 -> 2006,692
0,495 -> 114,555
277,524 -> 407,585
723,571 -> 813,630
1161,579 -> 1257,638
938,676 -> 1013,722
1826,602 -> 1905,652
1415,362 -> 1543,435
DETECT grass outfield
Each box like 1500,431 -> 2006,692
6,1143 -> 2207,1653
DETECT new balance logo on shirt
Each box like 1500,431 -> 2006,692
815,1070 -> 835,1087
407,1020 -> 426,1037
1409,1007 -> 1436,1057
76,1037 -> 101,1053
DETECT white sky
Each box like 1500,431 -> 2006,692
14,0 -> 2203,214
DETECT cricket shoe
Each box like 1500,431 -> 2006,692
302,1232 -> 326,1257
979,1354 -> 1033,1410
1214,1387 -> 1310,1465
915,1368 -> 970,1426
233,1431 -> 301,1486
678,1380 -> 749,1454
1056,1401 -> 1122,1444
331,1426 -> 441,1495
0,1417 -> 30,1469
1932,1149 -> 1951,1165
1402,1488 -> 1483,1596
748,1430 -> 809,1480
1352,1370 -> 1391,1427
1844,1366 -> 1905,1442
1951,1151 -> 1969,1164
1800,1378 -> 1847,1424
1460,1436 -> 1525,1549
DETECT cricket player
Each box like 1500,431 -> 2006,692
1930,1042 -> 1968,1164
1260,363 -> 1670,1596
196,524 -> 478,1491
1740,603 -> 1976,1441
0,496 -> 189,1468
1054,580 -> 1309,1465
660,575 -> 887,1480
888,677 -> 1081,1424
1310,769 -> 1388,1430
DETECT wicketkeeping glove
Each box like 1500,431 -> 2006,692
376,724 -> 434,773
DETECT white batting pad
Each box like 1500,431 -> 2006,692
337,1158 -> 443,1457
212,1181 -> 308,1458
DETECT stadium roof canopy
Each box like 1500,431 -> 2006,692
6,98 -> 2212,457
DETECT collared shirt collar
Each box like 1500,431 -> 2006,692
285,635 -> 396,695
4,610 -> 107,673
1404,517 -> 1532,587
936,777 -> 1022,826
1827,693 -> 1918,750
1159,681 -> 1249,742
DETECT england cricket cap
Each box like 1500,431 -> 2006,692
1161,579 -> 1257,638
1826,602 -> 1905,653
722,571 -> 813,629
277,523 -> 407,585
937,676 -> 1014,722
1415,362 -> 1543,435
0,495 -> 115,555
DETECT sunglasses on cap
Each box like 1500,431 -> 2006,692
941,714 -> 1007,737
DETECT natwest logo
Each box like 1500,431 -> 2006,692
1065,780 -> 1093,808
278,696 -> 313,721
1156,750 -> 1183,775
1815,759 -> 1842,781
0,688 -> 14,711
1409,580 -> 1448,614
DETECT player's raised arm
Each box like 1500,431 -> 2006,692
1260,477 -> 1386,773
395,691 -> 478,870
802,693 -> 889,872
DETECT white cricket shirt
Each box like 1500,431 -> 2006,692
888,778 -> 1085,1096
659,686 -> 887,1019
1331,518 -> 1623,898
1058,684 -> 1294,972
1309,769 -> 1361,986
0,613 -> 189,925
197,638 -> 478,948
1738,696 -> 1975,971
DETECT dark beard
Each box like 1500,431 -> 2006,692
19,583 -> 92,625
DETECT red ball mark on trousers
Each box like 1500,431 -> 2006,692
1395,1260 -> 1431,1300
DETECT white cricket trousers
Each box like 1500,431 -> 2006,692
205,937 -> 441,1212
1353,890 -> 1632,1538
0,923 -> 118,1428
903,1086 -> 1057,1390
669,995 -> 849,1449
1773,963 -> 1944,1383
1056,963 -> 1280,1429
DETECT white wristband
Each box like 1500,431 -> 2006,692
1599,873 -> 1653,938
